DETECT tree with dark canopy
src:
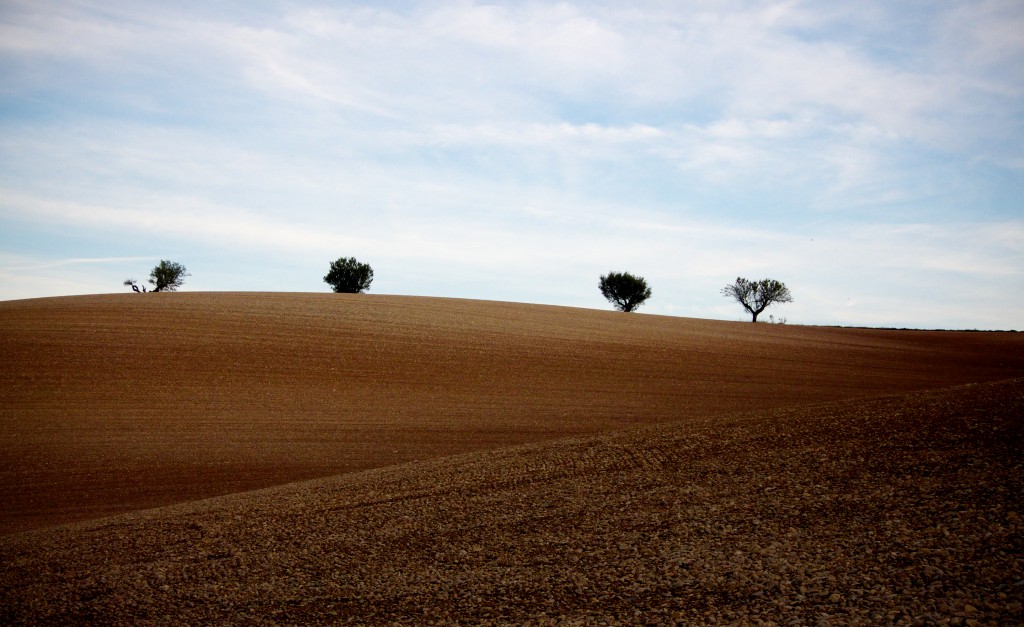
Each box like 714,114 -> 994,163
721,277 -> 793,322
124,260 -> 189,293
599,271 -> 652,313
324,257 -> 373,293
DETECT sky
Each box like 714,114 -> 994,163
1,0 -> 1022,329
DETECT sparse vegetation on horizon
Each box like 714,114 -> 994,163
721,277 -> 793,322
124,260 -> 189,293
324,256 -> 373,294
598,271 -> 652,313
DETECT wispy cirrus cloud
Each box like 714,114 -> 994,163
1,0 -> 1022,328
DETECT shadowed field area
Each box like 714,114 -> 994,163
1,292 -> 1022,535
1,379 -> 1021,623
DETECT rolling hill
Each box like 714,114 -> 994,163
1,293 -> 1022,622
1,379 -> 1021,623
1,292 -> 1021,535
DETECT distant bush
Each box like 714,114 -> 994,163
324,257 -> 373,294
721,277 -> 792,323
599,271 -> 652,313
124,260 -> 189,293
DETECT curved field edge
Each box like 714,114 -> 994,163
1,378 -> 1021,624
2,292 -> 1023,534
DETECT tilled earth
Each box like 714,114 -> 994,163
2,379 -> 1021,624
2,293 -> 1022,535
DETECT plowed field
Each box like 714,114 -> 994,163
1,292 -> 1022,535
2,378 -> 1021,623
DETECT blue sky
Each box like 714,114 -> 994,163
1,0 -> 1022,328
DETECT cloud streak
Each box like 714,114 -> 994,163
1,0 -> 1022,328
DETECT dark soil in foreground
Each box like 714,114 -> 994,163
2,379 -> 1021,624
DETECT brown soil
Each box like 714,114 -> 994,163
1,292 -> 1022,536
1,379 -> 1021,624
2,293 -> 1024,623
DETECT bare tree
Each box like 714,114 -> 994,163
721,277 -> 793,322
123,279 -> 146,293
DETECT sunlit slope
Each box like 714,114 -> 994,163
1,292 -> 1022,533
2,379 -> 1020,623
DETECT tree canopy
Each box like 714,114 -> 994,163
324,257 -> 373,294
599,271 -> 652,313
124,260 -> 189,293
721,277 -> 793,322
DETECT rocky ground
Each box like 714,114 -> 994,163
2,378 -> 1021,624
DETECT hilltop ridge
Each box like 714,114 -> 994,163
2,292 -> 1022,533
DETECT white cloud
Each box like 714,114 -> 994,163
3,179 -> 1022,328
1,1 -> 1022,329
0,252 -> 154,300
